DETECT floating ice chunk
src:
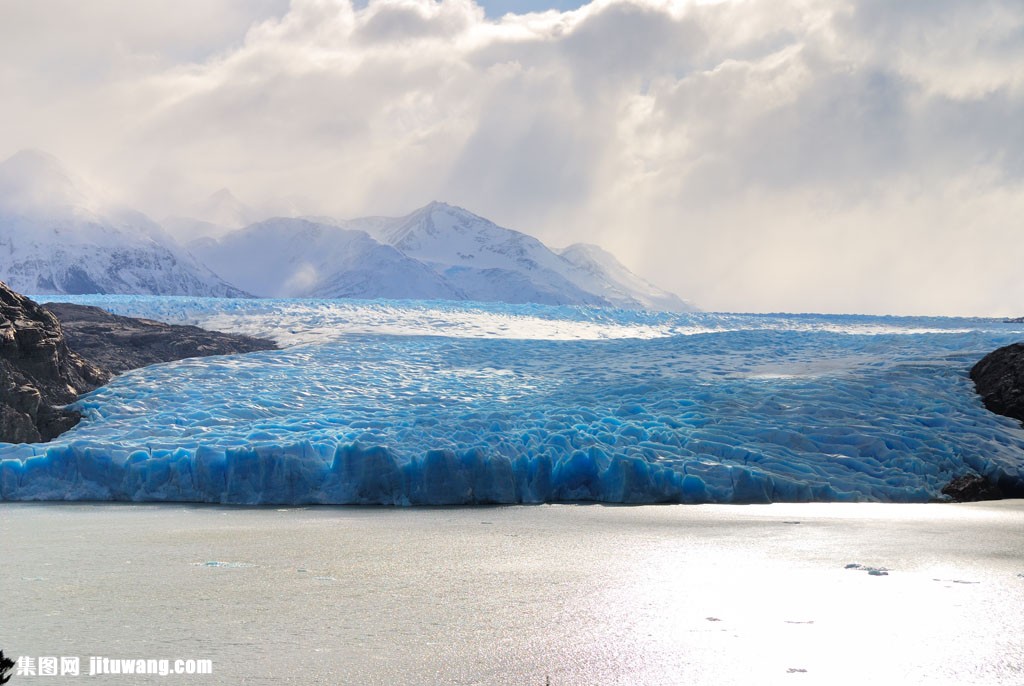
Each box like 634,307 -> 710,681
845,564 -> 889,576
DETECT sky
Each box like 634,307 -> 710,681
362,0 -> 592,14
0,0 -> 1022,315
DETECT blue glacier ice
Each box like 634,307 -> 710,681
2,295 -> 1024,505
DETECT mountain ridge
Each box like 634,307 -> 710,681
0,150 -> 694,311
0,150 -> 248,298
195,201 -> 696,310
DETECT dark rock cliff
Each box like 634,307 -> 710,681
0,282 -> 109,442
971,343 -> 1024,424
965,344 -> 1024,499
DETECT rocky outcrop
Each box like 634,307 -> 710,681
970,343 -> 1024,424
1,281 -> 278,445
44,302 -> 276,375
941,474 -> 1004,502
0,282 -> 108,442
966,344 -> 1024,500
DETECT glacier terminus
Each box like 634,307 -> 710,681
2,296 -> 1023,506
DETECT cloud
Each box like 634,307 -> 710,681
1,0 -> 1022,314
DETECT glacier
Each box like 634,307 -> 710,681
3,295 -> 1024,505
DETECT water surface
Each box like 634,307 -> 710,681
3,501 -> 1023,684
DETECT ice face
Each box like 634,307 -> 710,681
2,296 -> 1024,505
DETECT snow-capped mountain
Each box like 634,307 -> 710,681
558,243 -> 696,312
190,201 -> 695,310
0,150 -> 246,297
190,188 -> 257,229
162,188 -> 261,243
0,150 -> 691,309
191,218 -> 462,300
363,202 -> 695,310
366,202 -> 608,307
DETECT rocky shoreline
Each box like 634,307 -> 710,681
0,281 -> 276,444
43,301 -> 276,375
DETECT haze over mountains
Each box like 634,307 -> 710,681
0,150 -> 695,312
0,150 -> 245,298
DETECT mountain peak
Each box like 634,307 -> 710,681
419,200 -> 476,218
208,187 -> 237,201
0,148 -> 100,216
3,148 -> 66,172
381,201 -> 487,246
414,200 -> 493,220
189,187 -> 257,229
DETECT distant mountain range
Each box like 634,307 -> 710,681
0,150 -> 696,312
0,150 -> 245,298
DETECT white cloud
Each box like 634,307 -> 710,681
1,0 -> 1022,315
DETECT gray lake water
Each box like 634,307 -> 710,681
3,502 -> 1024,685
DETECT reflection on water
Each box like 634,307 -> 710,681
2,502 -> 1024,685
